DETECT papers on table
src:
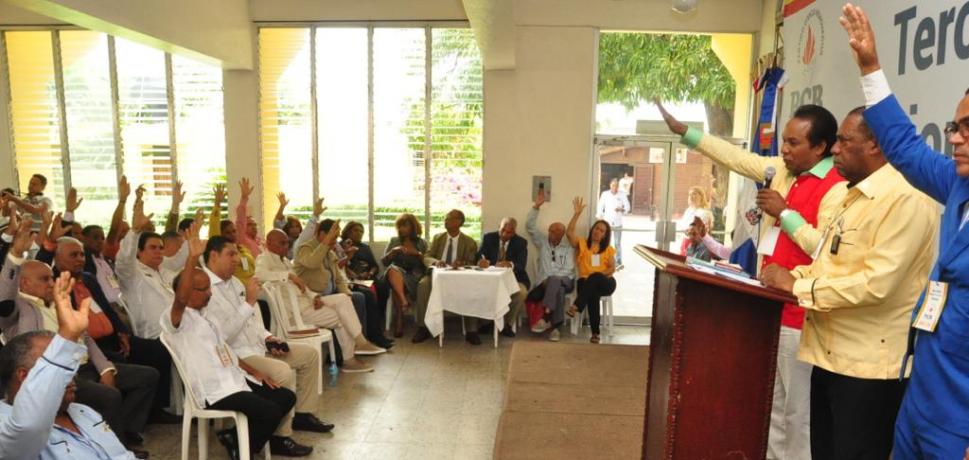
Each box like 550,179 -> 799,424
687,259 -> 764,287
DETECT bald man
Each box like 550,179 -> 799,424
412,209 -> 480,344
2,228 -> 155,456
525,190 -> 576,341
256,229 -> 382,374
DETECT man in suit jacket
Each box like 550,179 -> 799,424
476,217 -> 529,339
841,7 -> 969,457
38,236 -> 159,452
0,225 -> 154,457
412,209 -> 480,344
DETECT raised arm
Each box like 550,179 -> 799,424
106,176 -> 131,246
165,180 -> 185,233
170,220 -> 204,328
526,189 -> 546,244
209,183 -> 226,237
839,4 -> 956,203
565,196 -> 585,248
235,178 -> 259,254
273,192 -> 288,228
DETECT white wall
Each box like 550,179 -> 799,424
516,0 -> 763,32
4,0 -> 253,68
481,26 -> 598,234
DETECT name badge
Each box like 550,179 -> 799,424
107,274 -> 120,289
591,254 -> 601,267
757,226 -> 781,256
913,281 -> 948,332
240,258 -> 250,271
216,344 -> 233,367
811,226 -> 832,260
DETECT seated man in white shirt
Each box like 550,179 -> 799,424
0,271 -> 139,459
164,226 -> 297,460
256,229 -> 383,373
203,236 -> 328,456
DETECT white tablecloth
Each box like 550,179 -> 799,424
424,267 -> 521,338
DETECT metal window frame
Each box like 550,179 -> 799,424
1,28 -> 188,209
255,22 -> 472,243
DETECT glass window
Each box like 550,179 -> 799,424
259,28 -> 313,223
316,28 -> 369,232
429,28 -> 483,240
372,28 -> 426,242
60,31 -> 116,226
4,31 -> 65,208
115,38 -> 172,217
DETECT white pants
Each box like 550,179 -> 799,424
299,293 -> 361,360
767,326 -> 812,460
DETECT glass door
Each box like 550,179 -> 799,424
594,134 -> 731,321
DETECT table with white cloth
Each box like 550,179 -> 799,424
424,266 -> 521,347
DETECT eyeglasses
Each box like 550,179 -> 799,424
944,116 -> 969,139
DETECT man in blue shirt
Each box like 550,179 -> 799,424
525,189 -> 576,341
0,270 -> 138,459
842,4 -> 969,458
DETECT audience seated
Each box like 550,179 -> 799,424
1,217 -> 155,457
525,190 -> 575,342
476,216 -> 529,340
202,235 -> 322,457
565,197 -> 617,344
381,213 -> 428,338
339,221 -> 394,348
0,270 -> 141,459
208,183 -> 257,284
412,209 -> 479,344
257,228 -> 384,373
165,224 -> 296,460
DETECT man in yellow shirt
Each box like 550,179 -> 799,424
760,108 -> 939,459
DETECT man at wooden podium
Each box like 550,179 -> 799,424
657,101 -> 845,460
760,107 -> 939,459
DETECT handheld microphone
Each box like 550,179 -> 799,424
763,166 -> 776,189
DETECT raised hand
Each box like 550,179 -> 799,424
839,3 -> 880,74
239,178 -> 254,200
655,99 -> 688,136
172,180 -> 186,208
277,192 -> 289,209
185,219 -> 206,263
572,196 -> 586,216
313,197 -> 327,217
48,213 -> 69,242
65,187 -> 83,213
53,271 -> 88,342
134,184 -> 146,203
213,183 -> 226,205
322,219 -> 341,246
534,188 -> 546,209
118,175 -> 131,202
10,218 -> 33,257
132,204 -> 154,233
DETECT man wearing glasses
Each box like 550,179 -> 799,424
841,4 -> 969,458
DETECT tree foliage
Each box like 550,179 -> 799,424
598,33 -> 736,135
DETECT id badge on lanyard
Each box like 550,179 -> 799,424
913,281 -> 948,332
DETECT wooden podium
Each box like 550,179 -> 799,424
637,246 -> 797,459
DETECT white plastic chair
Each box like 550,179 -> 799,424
159,333 -> 270,460
261,281 -> 335,394
570,295 -> 614,337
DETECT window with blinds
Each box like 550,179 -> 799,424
258,25 -> 483,243
258,28 -> 313,223
3,31 -> 65,208
60,30 -> 117,222
1,30 -> 226,228
172,54 -> 226,217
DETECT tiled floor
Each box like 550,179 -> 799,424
142,320 -> 650,459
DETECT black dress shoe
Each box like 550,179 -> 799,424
292,412 -> 335,433
216,428 -> 239,460
377,338 -> 395,349
125,432 -> 144,446
269,436 -> 313,457
466,331 -> 482,345
477,322 -> 494,334
501,327 -> 516,338
411,326 -> 432,343
128,447 -> 150,459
